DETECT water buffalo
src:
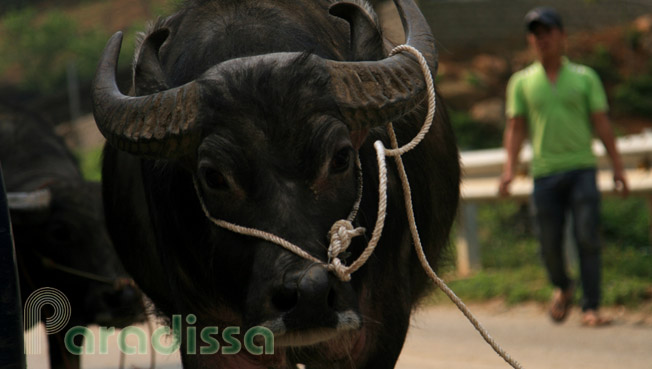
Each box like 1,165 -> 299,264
0,102 -> 143,369
93,0 -> 460,367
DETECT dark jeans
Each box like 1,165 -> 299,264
531,168 -> 601,311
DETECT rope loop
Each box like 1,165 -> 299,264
327,257 -> 350,282
384,44 -> 437,157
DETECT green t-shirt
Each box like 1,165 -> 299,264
506,57 -> 608,178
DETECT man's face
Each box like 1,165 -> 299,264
527,23 -> 565,60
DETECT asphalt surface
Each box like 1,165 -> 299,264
26,302 -> 652,369
395,302 -> 652,369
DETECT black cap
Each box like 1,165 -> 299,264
524,7 -> 563,32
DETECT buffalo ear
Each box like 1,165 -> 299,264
133,28 -> 170,95
329,2 -> 385,61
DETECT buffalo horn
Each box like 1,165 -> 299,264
92,32 -> 203,158
92,0 -> 434,157
326,0 -> 437,130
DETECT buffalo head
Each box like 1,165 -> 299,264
93,1 -> 459,367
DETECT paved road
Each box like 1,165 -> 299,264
26,302 -> 652,369
396,302 -> 652,369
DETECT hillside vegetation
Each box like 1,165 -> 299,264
437,14 -> 652,150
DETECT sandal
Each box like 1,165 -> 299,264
549,285 -> 574,323
581,310 -> 612,327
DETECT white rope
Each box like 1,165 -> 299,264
192,45 -> 523,369
382,45 -> 523,369
384,44 -> 437,156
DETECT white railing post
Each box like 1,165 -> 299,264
456,202 -> 481,276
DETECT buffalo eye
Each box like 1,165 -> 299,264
330,147 -> 352,174
201,167 -> 228,190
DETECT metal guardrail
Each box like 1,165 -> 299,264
461,129 -> 652,200
455,130 -> 652,275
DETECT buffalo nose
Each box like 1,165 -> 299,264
272,264 -> 335,315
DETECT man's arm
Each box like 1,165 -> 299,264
499,116 -> 527,196
591,111 -> 629,197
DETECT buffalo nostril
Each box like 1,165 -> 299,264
103,291 -> 121,309
327,288 -> 336,309
272,287 -> 299,313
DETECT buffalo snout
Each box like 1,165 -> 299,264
249,257 -> 361,347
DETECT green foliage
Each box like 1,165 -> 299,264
0,7 -> 137,93
624,27 -> 643,51
429,266 -> 552,305
603,267 -> 652,307
601,196 -> 651,248
614,75 -> 652,117
151,0 -> 185,16
167,0 -> 186,11
429,199 -> 652,307
477,202 -> 538,269
0,7 -> 108,92
463,71 -> 485,88
571,32 -> 652,119
75,145 -> 103,181
580,44 -> 620,86
603,244 -> 652,280
449,110 -> 503,151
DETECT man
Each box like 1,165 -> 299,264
499,7 -> 628,326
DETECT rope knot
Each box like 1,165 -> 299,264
328,220 -> 365,259
327,220 -> 365,281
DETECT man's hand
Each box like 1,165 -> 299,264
591,112 -> 629,198
500,117 -> 527,198
499,172 -> 513,197
613,169 -> 629,198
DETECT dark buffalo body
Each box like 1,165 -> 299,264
95,0 -> 459,368
0,102 -> 143,369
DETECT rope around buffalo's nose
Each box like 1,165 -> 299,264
192,45 -> 523,369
